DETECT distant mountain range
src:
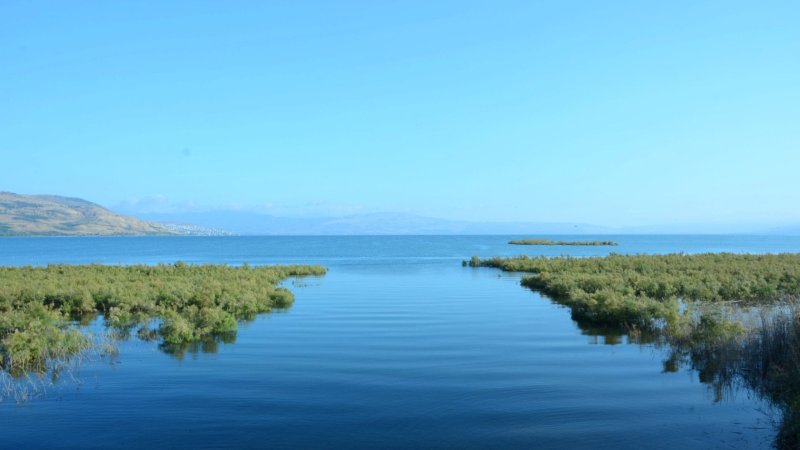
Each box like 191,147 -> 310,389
4,192 -> 609,237
133,210 -> 610,235
4,191 -> 799,236
130,210 -> 800,236
768,225 -> 800,236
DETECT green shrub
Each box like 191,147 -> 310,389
0,263 -> 326,374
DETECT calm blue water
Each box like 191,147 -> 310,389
2,235 -> 800,449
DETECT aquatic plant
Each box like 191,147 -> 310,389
742,310 -> 800,448
469,253 -> 800,334
659,305 -> 800,449
0,263 -> 326,375
508,239 -> 618,246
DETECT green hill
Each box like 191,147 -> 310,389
0,192 -> 177,236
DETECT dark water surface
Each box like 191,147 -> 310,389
3,235 -> 800,449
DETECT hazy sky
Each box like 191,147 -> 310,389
2,1 -> 798,226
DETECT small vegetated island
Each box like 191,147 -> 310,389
467,252 -> 800,448
509,238 -> 618,246
0,263 -> 325,377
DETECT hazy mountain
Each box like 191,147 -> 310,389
0,192 -> 178,236
768,225 -> 800,236
131,209 -> 800,236
133,210 -> 610,235
9,193 -> 795,236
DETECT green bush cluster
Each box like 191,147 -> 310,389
508,239 -> 618,246
470,253 -> 800,330
0,262 -> 326,374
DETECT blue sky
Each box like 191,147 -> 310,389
2,1 -> 798,227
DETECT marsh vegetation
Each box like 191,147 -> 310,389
0,263 -> 326,378
467,252 -> 800,448
509,239 -> 618,246
469,253 -> 800,332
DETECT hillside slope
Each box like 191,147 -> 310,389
0,192 -> 177,236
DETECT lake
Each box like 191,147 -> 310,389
2,235 -> 800,449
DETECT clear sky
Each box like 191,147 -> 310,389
2,1 -> 798,227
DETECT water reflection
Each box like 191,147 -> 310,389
158,332 -> 237,359
1,308 -> 260,401
572,302 -> 800,449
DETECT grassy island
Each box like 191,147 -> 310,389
509,239 -> 618,246
0,263 -> 326,375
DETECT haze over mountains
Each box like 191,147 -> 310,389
1,191 -> 607,236
133,210 -> 608,236
2,191 -> 799,236
132,209 -> 800,236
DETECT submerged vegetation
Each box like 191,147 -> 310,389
0,263 -> 326,376
508,239 -> 618,246
467,252 -> 800,448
